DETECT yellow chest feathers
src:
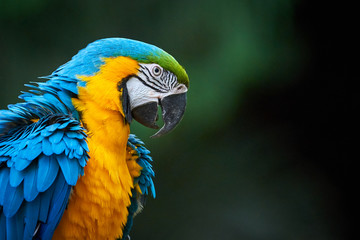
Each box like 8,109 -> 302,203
53,56 -> 142,239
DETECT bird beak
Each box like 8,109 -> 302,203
131,93 -> 187,138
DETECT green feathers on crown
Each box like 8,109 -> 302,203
144,50 -> 189,87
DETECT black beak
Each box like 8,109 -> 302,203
131,93 -> 187,138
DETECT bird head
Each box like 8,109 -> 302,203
55,38 -> 189,137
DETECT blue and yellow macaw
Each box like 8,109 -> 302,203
0,38 -> 189,239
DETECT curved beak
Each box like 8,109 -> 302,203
131,93 -> 187,138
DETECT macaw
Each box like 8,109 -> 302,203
0,38 -> 189,239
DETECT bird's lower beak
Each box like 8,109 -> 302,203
131,93 -> 187,138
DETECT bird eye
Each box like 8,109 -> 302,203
152,65 -> 162,77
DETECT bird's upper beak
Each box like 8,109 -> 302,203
131,92 -> 187,138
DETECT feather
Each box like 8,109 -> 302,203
128,134 -> 156,198
6,210 -> 24,240
63,136 -> 79,151
44,123 -> 61,133
23,163 -> 39,201
0,169 -> 10,205
57,121 -> 71,129
56,154 -> 79,186
14,157 -> 32,171
1,88 -> 87,237
48,130 -> 64,144
43,93 -> 68,114
55,81 -> 78,94
24,197 -> 40,239
0,156 -> 9,162
78,155 -> 87,167
0,212 -> 6,240
149,178 -> 156,198
80,140 -> 89,152
6,160 -> 14,168
24,142 -> 43,161
42,138 -> 53,156
27,134 -> 43,144
65,131 -> 83,139
9,167 -> 25,187
38,184 -> 55,223
37,173 -> 71,239
52,140 -> 66,155
69,125 -> 82,131
76,144 -> 84,156
3,181 -> 24,218
37,155 -> 59,192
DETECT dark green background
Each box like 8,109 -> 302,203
0,1 -> 349,239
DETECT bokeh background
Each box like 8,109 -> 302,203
0,1 -> 350,239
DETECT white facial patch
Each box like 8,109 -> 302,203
125,63 -> 188,110
126,77 -> 159,109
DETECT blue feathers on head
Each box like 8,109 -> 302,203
54,38 -> 163,79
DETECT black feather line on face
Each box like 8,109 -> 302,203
118,75 -> 135,124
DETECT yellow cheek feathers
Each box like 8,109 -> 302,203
73,56 -> 139,117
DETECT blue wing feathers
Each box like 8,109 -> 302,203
24,197 -> 40,239
43,93 -> 69,114
0,111 -> 89,239
3,181 -> 24,218
14,157 -> 32,171
38,184 -> 55,223
52,140 -> 66,155
23,163 -> 39,202
58,121 -> 71,129
56,154 -> 80,186
80,139 -> 89,152
49,130 -> 64,144
122,134 -> 156,240
42,138 -> 53,156
37,173 -> 72,239
0,169 -> 10,206
37,155 -> 59,192
128,134 -> 156,198
78,155 -> 87,168
9,167 -> 25,187
25,142 -> 43,161
6,209 -> 24,240
44,123 -> 61,133
0,211 -> 6,239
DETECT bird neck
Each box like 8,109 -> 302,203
53,82 -> 135,239
72,85 -> 130,173
70,55 -> 141,184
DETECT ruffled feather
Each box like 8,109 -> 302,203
0,113 -> 89,239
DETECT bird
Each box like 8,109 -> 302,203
0,38 -> 189,240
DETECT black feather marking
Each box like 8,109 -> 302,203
118,76 -> 134,124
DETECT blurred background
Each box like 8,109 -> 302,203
0,0 -> 350,239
